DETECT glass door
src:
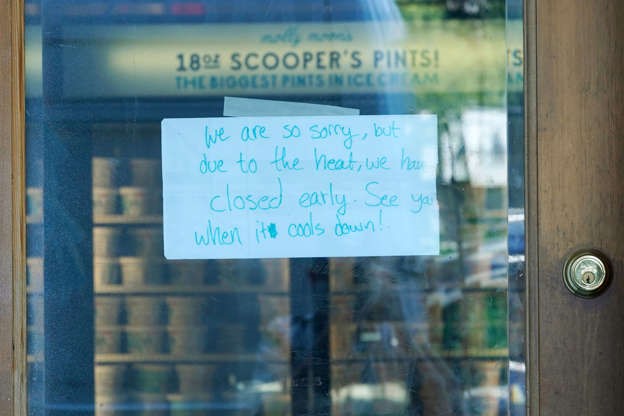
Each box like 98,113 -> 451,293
24,0 -> 525,415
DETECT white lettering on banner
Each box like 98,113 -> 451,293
161,115 -> 439,259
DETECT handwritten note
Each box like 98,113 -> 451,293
161,115 -> 439,259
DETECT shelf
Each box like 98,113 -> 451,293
332,348 -> 509,363
94,215 -> 162,225
329,284 -> 508,296
95,284 -> 288,295
94,397 -> 268,412
95,349 -> 508,365
96,353 -> 289,364
95,284 -> 506,296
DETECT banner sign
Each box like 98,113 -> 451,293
60,21 -> 508,98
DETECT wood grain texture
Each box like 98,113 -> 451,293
0,0 -> 26,415
533,0 -> 624,414
0,3 -> 13,411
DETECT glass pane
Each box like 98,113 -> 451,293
25,3 -> 44,414
506,0 -> 526,414
24,0 -> 526,415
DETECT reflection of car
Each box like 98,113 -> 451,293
446,0 -> 489,16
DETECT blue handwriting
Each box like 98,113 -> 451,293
400,148 -> 424,171
410,192 -> 434,213
194,220 -> 242,246
241,125 -> 269,142
309,123 -> 364,150
313,148 -> 359,171
199,153 -> 227,174
364,181 -> 400,208
209,178 -> 283,213
204,126 -> 230,149
298,182 -> 347,215
334,214 -> 375,237
288,212 -> 325,238
271,146 -> 302,172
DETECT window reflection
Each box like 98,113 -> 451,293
24,0 -> 524,415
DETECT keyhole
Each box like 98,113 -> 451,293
564,251 -> 611,297
582,271 -> 596,284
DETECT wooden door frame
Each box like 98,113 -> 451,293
526,0 -> 624,414
2,1 -> 623,415
0,0 -> 26,415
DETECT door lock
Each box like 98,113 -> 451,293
563,250 -> 612,298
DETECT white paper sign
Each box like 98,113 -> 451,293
161,115 -> 439,259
